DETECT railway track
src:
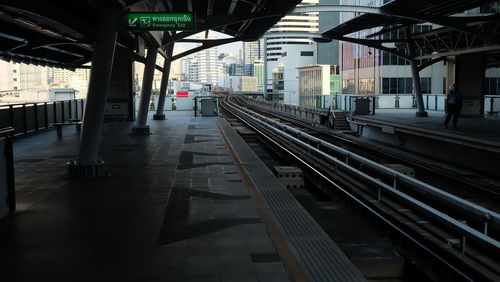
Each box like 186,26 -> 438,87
220,95 -> 500,282
230,95 -> 500,219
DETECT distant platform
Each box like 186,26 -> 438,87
351,109 -> 500,149
349,109 -> 500,176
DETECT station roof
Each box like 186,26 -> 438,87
0,0 -> 300,69
322,0 -> 500,64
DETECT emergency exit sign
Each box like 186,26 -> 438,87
125,13 -> 195,30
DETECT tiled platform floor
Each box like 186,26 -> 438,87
0,113 -> 292,282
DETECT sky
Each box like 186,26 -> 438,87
176,31 -> 243,57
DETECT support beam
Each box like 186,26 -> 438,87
69,6 -> 120,177
131,42 -> 158,135
154,44 -> 174,120
263,36 -> 267,99
296,5 -> 500,45
417,56 -> 445,72
406,29 -> 427,117
171,38 -> 238,61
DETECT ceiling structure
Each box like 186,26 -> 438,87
320,0 -> 500,67
0,0 -> 301,70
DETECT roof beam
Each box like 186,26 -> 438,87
415,45 -> 500,60
296,5 -> 500,45
207,0 -> 215,16
417,56 -> 445,72
160,10 -> 284,47
294,4 -> 381,14
171,38 -> 238,61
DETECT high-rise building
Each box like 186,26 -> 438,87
195,33 -> 219,85
317,0 -> 340,66
339,0 -> 444,95
170,44 -> 185,80
253,60 -> 264,91
220,56 -> 245,76
187,61 -> 199,82
265,0 -> 319,105
243,40 -> 264,65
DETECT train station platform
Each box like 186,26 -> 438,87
351,109 -> 500,148
349,109 -> 500,176
0,112 -> 366,282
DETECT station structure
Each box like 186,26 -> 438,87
1,1 -> 500,282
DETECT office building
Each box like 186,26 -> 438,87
265,0 -> 319,105
298,64 -> 340,108
339,0 -> 444,95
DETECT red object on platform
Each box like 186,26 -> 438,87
176,91 -> 188,97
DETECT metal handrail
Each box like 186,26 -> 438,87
223,98 -> 500,241
0,99 -> 81,108
0,99 -> 85,137
0,127 -> 14,137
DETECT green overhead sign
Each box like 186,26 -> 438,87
125,13 -> 195,31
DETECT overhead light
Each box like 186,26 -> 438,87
64,36 -> 78,42
14,17 -> 38,28
41,28 -> 62,37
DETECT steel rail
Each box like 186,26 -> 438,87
231,96 -> 500,232
222,97 -> 500,253
220,98 -> 478,281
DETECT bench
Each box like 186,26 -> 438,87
55,119 -> 82,138
349,120 -> 367,136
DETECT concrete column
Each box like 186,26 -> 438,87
153,44 -> 174,120
68,6 -> 120,177
131,43 -> 158,135
455,54 -> 485,116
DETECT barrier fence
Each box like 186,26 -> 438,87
0,99 -> 85,137
336,94 -> 446,113
0,127 -> 14,219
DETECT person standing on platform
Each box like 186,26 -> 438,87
444,83 -> 462,129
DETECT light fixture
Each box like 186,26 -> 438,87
64,36 -> 78,42
14,17 -> 38,28
41,28 -> 63,37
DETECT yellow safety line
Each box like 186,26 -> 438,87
216,119 -> 309,282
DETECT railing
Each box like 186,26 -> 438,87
484,95 -> 500,118
222,98 -> 500,259
0,99 -> 85,137
336,94 -> 446,113
0,127 -> 15,219
239,96 -> 332,126
137,95 -> 195,112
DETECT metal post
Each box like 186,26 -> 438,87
406,28 -> 427,117
80,99 -> 84,119
154,44 -> 174,120
263,36 -> 267,99
44,102 -> 49,129
69,6 -> 120,177
9,105 -> 14,128
22,104 -> 27,135
61,101 -> 65,122
53,102 -> 57,124
132,42 -> 159,135
34,103 -> 39,131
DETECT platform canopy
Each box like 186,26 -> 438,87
0,0 -> 301,69
322,0 -> 500,65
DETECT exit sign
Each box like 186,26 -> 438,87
125,13 -> 195,31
